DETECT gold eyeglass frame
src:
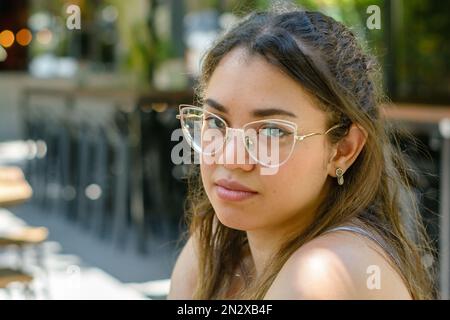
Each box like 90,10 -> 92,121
176,104 -> 344,167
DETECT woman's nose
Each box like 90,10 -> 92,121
221,128 -> 255,171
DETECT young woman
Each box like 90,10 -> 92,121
168,7 -> 436,299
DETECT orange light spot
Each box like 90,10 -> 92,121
16,28 -> 32,46
0,30 -> 15,48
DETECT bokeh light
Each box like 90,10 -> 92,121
0,30 -> 15,48
36,28 -> 52,45
16,28 -> 32,46
101,5 -> 118,23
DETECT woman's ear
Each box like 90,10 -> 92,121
327,123 -> 368,177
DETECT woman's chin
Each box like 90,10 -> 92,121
215,209 -> 255,231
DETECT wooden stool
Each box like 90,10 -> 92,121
0,166 -> 27,181
0,227 -> 49,298
0,268 -> 34,298
0,268 -> 33,288
0,226 -> 49,272
0,166 -> 33,207
0,227 -> 48,246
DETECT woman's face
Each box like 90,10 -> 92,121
200,47 -> 333,234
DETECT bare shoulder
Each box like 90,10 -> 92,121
167,235 -> 199,299
264,230 -> 412,300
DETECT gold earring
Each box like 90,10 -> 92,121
336,167 -> 344,185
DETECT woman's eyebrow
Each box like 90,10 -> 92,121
205,98 -> 227,113
205,98 -> 297,118
252,108 -> 297,118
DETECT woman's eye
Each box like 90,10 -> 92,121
259,126 -> 288,138
205,116 -> 225,129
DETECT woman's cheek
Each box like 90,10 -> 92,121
264,152 -> 323,200
200,163 -> 215,192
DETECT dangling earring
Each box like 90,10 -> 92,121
335,167 -> 344,186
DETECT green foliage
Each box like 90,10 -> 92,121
396,0 -> 450,102
32,0 -> 447,100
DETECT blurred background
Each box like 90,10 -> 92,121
0,0 -> 449,299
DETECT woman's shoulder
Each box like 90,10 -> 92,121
167,235 -> 199,299
264,228 -> 412,300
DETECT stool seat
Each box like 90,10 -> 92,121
0,166 -> 26,182
0,166 -> 33,207
0,182 -> 33,207
0,268 -> 33,288
0,227 -> 48,246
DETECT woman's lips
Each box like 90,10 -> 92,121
215,185 -> 258,201
214,179 -> 258,201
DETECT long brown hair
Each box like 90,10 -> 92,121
183,6 -> 437,299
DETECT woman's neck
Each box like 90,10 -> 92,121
245,212 -> 315,279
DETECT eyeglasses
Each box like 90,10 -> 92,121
176,104 -> 343,168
